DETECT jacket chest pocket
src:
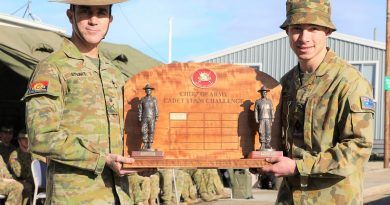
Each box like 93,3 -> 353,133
63,71 -> 102,105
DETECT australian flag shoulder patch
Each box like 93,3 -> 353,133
360,96 -> 375,111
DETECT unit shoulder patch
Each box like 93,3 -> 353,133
28,81 -> 49,94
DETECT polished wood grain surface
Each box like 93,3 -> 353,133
124,63 -> 281,168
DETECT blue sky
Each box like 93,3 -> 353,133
0,0 -> 386,63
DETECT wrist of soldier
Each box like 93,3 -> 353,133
95,153 -> 107,175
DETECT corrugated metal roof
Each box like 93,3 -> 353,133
192,32 -> 385,62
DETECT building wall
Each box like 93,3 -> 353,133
199,35 -> 385,156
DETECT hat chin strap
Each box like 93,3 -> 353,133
71,5 -> 87,43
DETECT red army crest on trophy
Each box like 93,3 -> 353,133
191,68 -> 217,88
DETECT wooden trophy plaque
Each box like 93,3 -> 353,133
123,63 -> 281,169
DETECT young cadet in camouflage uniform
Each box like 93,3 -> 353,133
0,126 -> 16,165
258,0 -> 375,204
0,156 -> 23,205
23,0 -> 139,204
8,130 -> 33,205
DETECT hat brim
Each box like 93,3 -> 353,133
258,89 -> 270,92
0,127 -> 13,132
49,0 -> 127,5
280,13 -> 336,31
17,135 -> 28,139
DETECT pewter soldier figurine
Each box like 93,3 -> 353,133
139,84 -> 159,151
254,86 -> 273,150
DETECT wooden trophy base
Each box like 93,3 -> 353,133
131,150 -> 164,160
123,158 -> 268,169
248,149 -> 283,159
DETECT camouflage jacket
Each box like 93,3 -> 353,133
8,148 -> 33,182
0,142 -> 16,165
24,38 -> 130,204
278,49 -> 374,205
0,155 -> 13,180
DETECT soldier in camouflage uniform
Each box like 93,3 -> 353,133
159,169 -> 202,205
203,169 -> 229,200
0,156 -> 23,205
23,0 -> 138,204
258,1 -> 375,204
128,173 -> 144,205
0,126 -> 16,165
159,169 -> 183,205
188,169 -> 229,202
143,173 -> 160,205
178,169 -> 200,204
128,172 -> 160,205
8,130 -> 33,205
140,173 -> 160,205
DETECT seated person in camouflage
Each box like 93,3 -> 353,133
0,156 -> 23,205
128,173 -> 142,205
201,169 -> 230,200
143,173 -> 160,205
159,169 -> 200,205
179,169 -> 200,204
159,169 -> 181,205
0,126 -> 16,165
8,130 -> 34,205
187,169 -> 229,202
128,172 -> 160,205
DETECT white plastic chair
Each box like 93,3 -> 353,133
31,159 -> 47,205
0,194 -> 6,205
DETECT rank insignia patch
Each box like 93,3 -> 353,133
29,81 -> 49,94
360,96 -> 375,111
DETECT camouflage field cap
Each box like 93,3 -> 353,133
49,0 -> 127,5
280,0 -> 336,31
